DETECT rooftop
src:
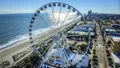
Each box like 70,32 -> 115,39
112,36 -> 120,42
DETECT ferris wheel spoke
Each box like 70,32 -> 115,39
44,7 -> 53,26
51,5 -> 55,23
40,44 -> 53,67
57,42 -> 67,67
62,9 -> 71,24
71,15 -> 80,23
39,15 -> 49,28
58,5 -> 72,32
57,4 -> 62,25
43,7 -> 58,33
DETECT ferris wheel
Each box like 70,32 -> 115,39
29,2 -> 91,68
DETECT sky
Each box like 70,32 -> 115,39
0,0 -> 120,14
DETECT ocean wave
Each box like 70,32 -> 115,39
0,28 -> 51,49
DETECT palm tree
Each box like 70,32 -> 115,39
93,51 -> 96,54
92,58 -> 98,62
80,44 -> 87,52
106,50 -> 110,53
69,46 -> 74,51
25,63 -> 31,68
24,58 -> 29,64
108,57 -> 112,61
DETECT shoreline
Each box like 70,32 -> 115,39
0,19 -> 77,66
0,39 -> 26,50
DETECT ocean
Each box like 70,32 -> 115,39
0,13 -> 50,49
0,13 -> 83,49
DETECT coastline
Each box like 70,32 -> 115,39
0,19 -> 77,66
0,39 -> 26,50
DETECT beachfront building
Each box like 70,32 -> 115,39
105,34 -> 120,54
103,26 -> 120,53
102,26 -> 116,37
112,24 -> 120,33
67,24 -> 95,38
110,36 -> 120,54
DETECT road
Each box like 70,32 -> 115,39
94,20 -> 109,68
